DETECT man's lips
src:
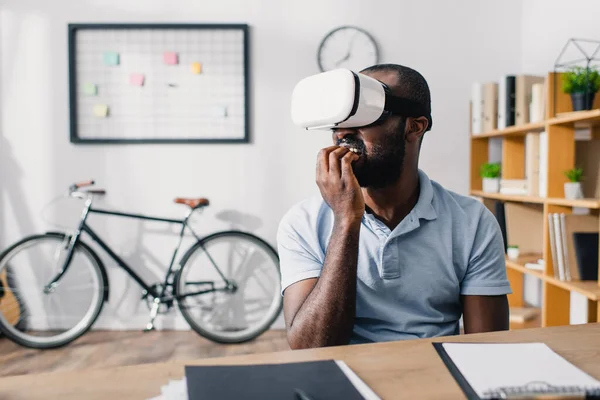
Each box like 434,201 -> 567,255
338,140 -> 364,155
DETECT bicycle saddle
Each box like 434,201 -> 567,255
174,197 -> 210,208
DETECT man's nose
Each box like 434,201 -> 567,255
332,128 -> 358,141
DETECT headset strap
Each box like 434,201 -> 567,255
385,95 -> 430,118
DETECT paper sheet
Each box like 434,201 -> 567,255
442,342 -> 600,398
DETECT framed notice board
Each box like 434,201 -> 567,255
68,23 -> 250,144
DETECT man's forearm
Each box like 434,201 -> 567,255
287,218 -> 361,349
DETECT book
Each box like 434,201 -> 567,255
509,307 -> 540,323
548,213 -> 560,278
497,75 -> 515,129
553,213 -> 566,281
471,83 -> 484,135
529,82 -> 546,123
482,82 -> 498,133
538,131 -> 548,197
573,232 -> 599,280
183,360 -> 380,400
515,75 -> 545,125
561,215 -> 599,281
525,132 -> 540,196
434,342 -> 600,400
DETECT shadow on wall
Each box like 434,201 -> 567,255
215,210 -> 263,232
0,13 -> 38,246
0,130 -> 37,245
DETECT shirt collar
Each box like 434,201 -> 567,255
413,169 -> 437,221
362,169 -> 438,227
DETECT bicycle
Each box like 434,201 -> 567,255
0,181 -> 283,349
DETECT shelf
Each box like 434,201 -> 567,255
470,109 -> 600,139
470,191 -> 545,204
504,255 -> 600,300
471,121 -> 546,139
549,109 -> 600,128
545,197 -> 600,209
544,275 -> 600,301
506,254 -> 545,280
471,191 -> 600,209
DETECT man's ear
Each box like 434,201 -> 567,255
405,116 -> 428,143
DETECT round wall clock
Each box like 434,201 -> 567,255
317,26 -> 379,72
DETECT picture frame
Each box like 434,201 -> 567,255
68,23 -> 250,144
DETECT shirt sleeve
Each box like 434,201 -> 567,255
460,205 -> 512,296
276,207 -> 324,295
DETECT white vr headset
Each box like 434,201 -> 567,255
291,68 -> 431,131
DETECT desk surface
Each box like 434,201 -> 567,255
1,324 -> 600,400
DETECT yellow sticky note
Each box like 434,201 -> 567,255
93,104 -> 109,118
192,62 -> 202,74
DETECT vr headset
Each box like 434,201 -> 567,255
291,68 -> 431,131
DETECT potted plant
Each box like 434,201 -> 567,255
561,66 -> 600,111
564,167 -> 584,200
507,245 -> 520,261
480,162 -> 501,193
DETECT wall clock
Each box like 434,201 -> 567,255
317,26 -> 379,72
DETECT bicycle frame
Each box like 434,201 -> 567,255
45,194 -> 232,304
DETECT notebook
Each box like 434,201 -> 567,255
184,360 -> 380,400
434,342 -> 600,399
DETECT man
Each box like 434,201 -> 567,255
277,63 -> 511,350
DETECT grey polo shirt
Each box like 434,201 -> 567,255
276,169 -> 512,344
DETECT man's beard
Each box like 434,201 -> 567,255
340,119 -> 407,189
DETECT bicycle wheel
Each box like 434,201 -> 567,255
176,231 -> 282,344
0,233 -> 107,349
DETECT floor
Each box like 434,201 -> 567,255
0,329 -> 290,378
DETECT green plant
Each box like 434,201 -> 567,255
480,162 -> 501,178
564,167 -> 584,183
562,66 -> 600,94
507,245 -> 519,249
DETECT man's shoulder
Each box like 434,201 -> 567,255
427,176 -> 489,221
277,194 -> 331,234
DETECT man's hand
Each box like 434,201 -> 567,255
316,146 -> 363,223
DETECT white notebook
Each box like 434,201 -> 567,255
436,342 -> 600,399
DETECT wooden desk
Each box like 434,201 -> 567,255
1,324 -> 600,400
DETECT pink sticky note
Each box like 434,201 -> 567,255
164,52 -> 178,65
130,73 -> 145,86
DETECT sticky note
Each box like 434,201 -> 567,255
191,62 -> 202,74
164,52 -> 178,65
83,83 -> 97,96
130,73 -> 145,86
93,104 -> 109,118
103,52 -> 120,66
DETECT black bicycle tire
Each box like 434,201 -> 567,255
175,231 -> 282,344
0,233 -> 108,349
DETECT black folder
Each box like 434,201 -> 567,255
185,360 -> 367,400
573,232 -> 599,280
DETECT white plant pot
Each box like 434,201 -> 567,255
564,182 -> 583,200
507,247 -> 520,261
482,178 -> 500,193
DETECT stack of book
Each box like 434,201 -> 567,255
471,75 -> 546,135
548,213 -> 599,281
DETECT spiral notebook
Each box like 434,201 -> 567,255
434,342 -> 600,399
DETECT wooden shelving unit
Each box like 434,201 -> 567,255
469,71 -> 600,329
472,191 -> 600,209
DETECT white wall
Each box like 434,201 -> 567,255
520,0 -> 600,322
0,0 -> 524,330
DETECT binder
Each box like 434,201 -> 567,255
184,360 -> 380,400
434,342 -> 600,400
